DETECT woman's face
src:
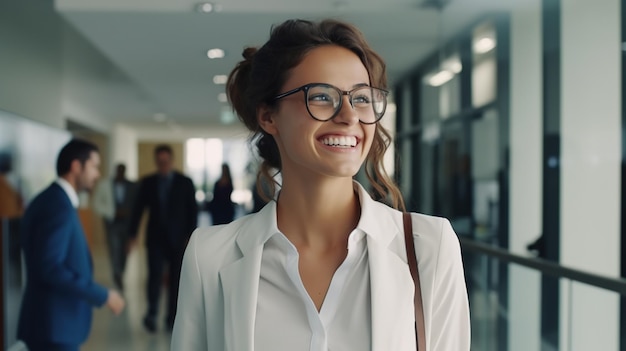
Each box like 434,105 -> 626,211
259,45 -> 377,182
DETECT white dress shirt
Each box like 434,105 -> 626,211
56,178 -> 79,208
255,229 -> 371,351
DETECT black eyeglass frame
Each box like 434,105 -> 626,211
272,83 -> 389,124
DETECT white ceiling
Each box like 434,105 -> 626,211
55,0 -> 515,132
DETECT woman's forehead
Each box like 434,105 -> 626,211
284,45 -> 370,88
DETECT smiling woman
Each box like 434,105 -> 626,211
171,18 -> 470,351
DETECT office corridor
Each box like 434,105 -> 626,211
82,231 -> 173,351
78,209 -> 227,350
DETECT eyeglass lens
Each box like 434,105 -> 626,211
306,85 -> 386,123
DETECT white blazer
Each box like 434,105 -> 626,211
171,183 -> 471,351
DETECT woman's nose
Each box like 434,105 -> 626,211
332,95 -> 359,125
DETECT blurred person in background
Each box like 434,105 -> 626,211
17,139 -> 125,351
206,163 -> 235,225
93,163 -> 137,290
0,152 -> 23,220
129,144 -> 198,332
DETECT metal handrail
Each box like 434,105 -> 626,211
459,237 -> 626,295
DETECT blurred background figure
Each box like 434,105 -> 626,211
17,139 -> 124,351
93,163 -> 137,291
206,163 -> 235,225
0,153 -> 23,220
0,153 -> 24,291
250,173 -> 272,214
128,144 -> 197,333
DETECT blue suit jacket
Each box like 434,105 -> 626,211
17,183 -> 108,345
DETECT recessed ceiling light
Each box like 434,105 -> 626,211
443,56 -> 462,74
213,75 -> 228,84
207,48 -> 225,59
218,93 -> 228,103
474,37 -> 496,54
425,69 -> 454,87
197,2 -> 214,13
195,2 -> 222,13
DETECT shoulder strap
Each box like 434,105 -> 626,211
403,212 -> 426,351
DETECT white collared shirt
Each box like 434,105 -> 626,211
56,178 -> 79,208
254,226 -> 371,351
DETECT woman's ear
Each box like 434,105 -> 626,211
257,104 -> 278,136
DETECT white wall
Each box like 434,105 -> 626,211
508,1 -> 543,350
0,1 -> 116,131
0,0 -> 174,189
0,1 -> 65,129
133,123 -> 249,142
110,124 -> 139,180
560,0 -> 621,350
0,1 -> 152,135
60,24 -> 116,133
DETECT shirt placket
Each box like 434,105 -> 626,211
282,231 -> 363,351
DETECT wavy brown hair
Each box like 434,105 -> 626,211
226,19 -> 405,211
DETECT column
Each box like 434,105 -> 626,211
561,0 -> 621,350
508,1 -> 544,350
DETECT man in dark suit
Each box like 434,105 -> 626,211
17,139 -> 125,351
129,144 -> 198,332
93,163 -> 137,290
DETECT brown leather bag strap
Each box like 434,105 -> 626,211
403,212 -> 426,351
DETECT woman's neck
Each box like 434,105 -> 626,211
275,177 -> 360,249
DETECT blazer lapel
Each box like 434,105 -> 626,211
220,248 -> 263,351
355,182 -> 416,351
368,235 -> 417,351
219,204 -> 276,351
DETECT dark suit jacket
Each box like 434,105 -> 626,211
17,183 -> 108,346
130,171 -> 198,249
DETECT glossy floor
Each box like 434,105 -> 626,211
82,210 -> 224,350
82,232 -> 174,351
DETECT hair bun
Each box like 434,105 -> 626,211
242,47 -> 257,61
257,133 -> 281,169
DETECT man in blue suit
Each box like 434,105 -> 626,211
17,139 -> 125,351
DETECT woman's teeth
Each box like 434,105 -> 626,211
321,136 -> 357,148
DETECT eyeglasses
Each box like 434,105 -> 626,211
273,83 -> 388,124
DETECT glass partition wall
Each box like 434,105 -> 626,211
394,3 -> 626,349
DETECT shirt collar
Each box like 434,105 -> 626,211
353,181 -> 403,246
56,178 -> 79,208
235,181 -> 400,255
